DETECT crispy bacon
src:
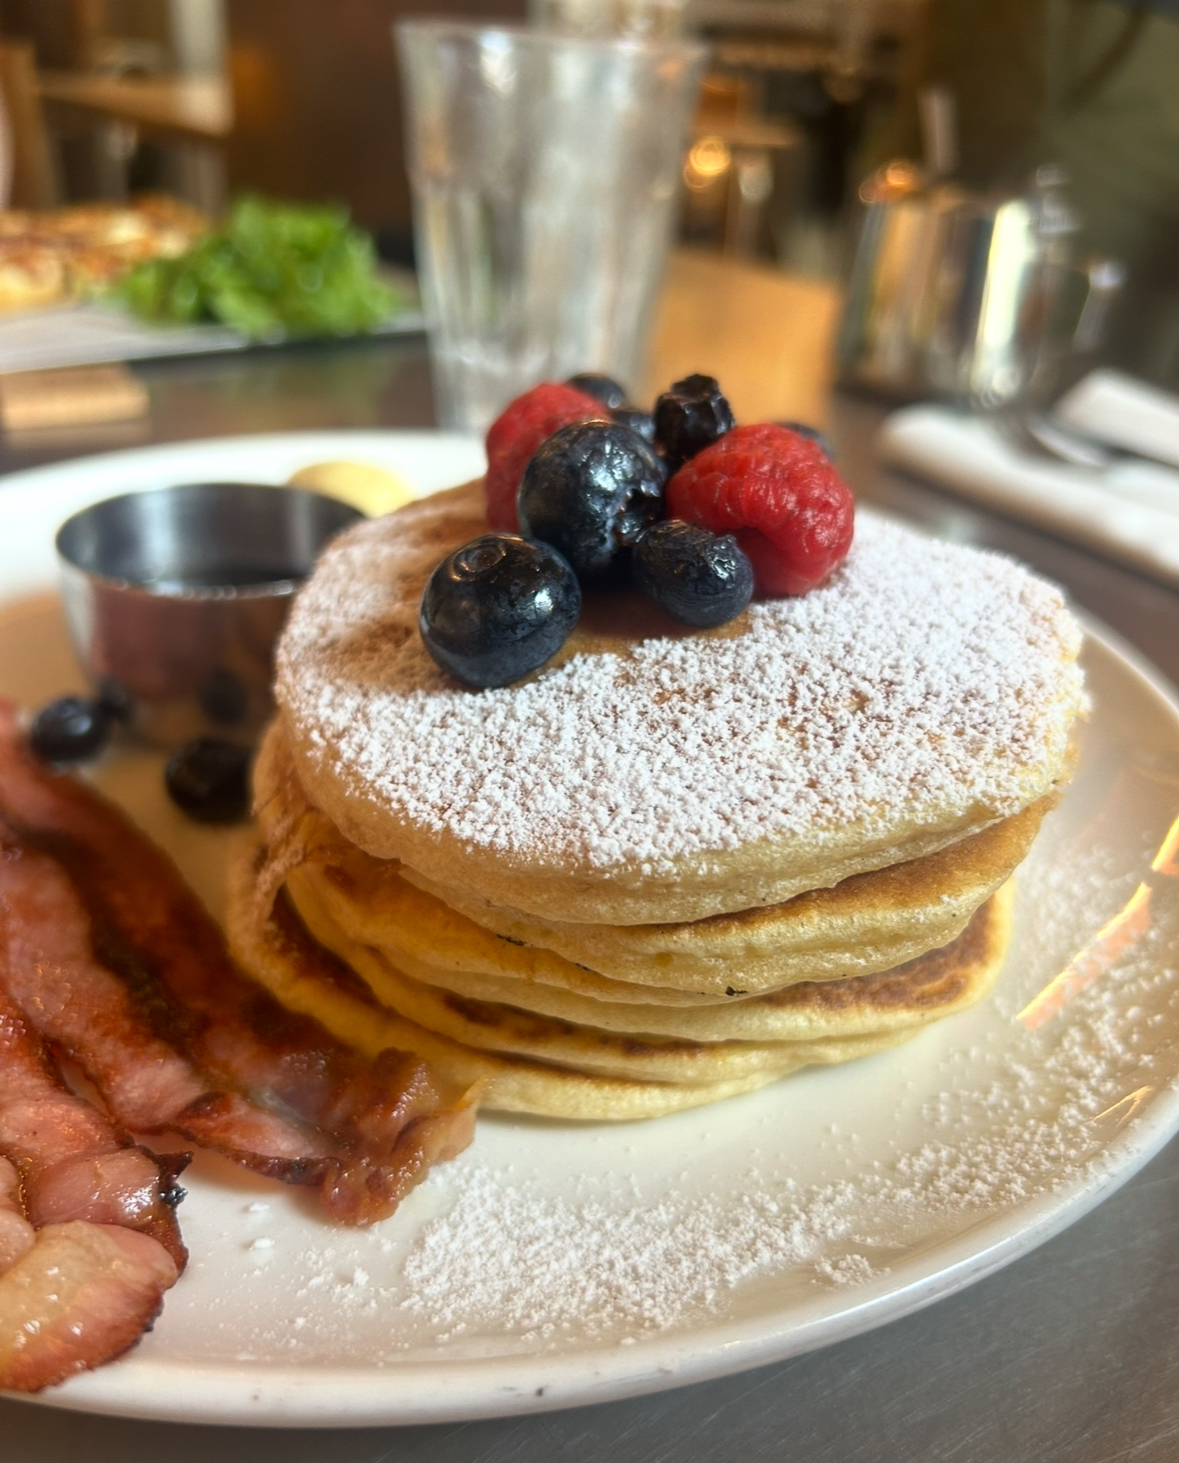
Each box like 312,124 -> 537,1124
0,835 -> 344,1183
0,700 -> 477,1393
0,1221 -> 177,1393
0,976 -> 188,1268
0,700 -> 476,1224
0,979 -> 183,1393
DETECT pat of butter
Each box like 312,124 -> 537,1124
287,461 -> 415,517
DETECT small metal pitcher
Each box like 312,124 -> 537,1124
837,162 -> 1122,409
56,483 -> 362,748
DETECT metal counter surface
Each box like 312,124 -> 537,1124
2,341 -> 1178,1462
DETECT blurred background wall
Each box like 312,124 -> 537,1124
883,0 -> 1179,385
224,0 -> 526,263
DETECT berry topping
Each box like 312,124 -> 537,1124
164,737 -> 252,823
666,423 -> 854,597
518,420 -> 667,581
654,373 -> 736,470
484,382 -> 603,532
29,695 -> 111,764
633,520 -> 754,628
612,405 -> 656,443
565,372 -> 627,410
419,533 -> 581,688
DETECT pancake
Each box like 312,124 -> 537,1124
273,482 -> 1084,925
227,837 -> 824,1120
254,722 -> 1050,998
227,474 -> 1084,1119
226,833 -> 1013,1118
287,858 -> 1014,1046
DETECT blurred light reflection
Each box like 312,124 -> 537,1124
1019,883 -> 1152,1030
1090,1086 -> 1154,1128
1018,806 -> 1179,1030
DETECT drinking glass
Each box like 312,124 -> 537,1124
396,21 -> 705,430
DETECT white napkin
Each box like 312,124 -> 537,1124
1053,369 -> 1179,470
877,383 -> 1179,585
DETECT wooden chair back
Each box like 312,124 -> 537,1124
0,39 -> 58,208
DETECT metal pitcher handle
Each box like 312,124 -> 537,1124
1073,257 -> 1126,354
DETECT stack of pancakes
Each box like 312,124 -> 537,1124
227,481 -> 1085,1120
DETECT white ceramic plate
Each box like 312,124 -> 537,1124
5,433 -> 1179,1429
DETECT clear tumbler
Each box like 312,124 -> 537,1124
396,21 -> 705,430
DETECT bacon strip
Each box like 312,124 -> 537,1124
0,1221 -> 177,1393
0,700 -> 476,1224
0,976 -> 188,1269
0,977 -> 183,1393
0,834 -> 343,1183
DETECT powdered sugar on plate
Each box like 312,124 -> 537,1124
54,623 -> 1178,1423
390,853 -> 1179,1350
241,632 -> 1179,1366
188,747 -> 1179,1369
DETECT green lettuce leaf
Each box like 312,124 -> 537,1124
118,194 -> 399,338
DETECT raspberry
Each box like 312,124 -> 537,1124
483,382 -> 604,531
666,423 -> 854,596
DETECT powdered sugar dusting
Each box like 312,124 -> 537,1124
277,489 -> 1084,874
391,872 -> 1179,1350
168,639 -> 1179,1378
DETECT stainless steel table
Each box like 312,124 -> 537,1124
3,341 -> 1179,1461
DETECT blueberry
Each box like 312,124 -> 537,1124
165,737 -> 251,823
28,695 -> 111,764
633,520 -> 754,629
654,374 -> 736,471
419,533 -> 581,689
776,420 -> 837,461
612,405 -> 656,443
518,420 -> 667,581
566,372 -> 627,410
